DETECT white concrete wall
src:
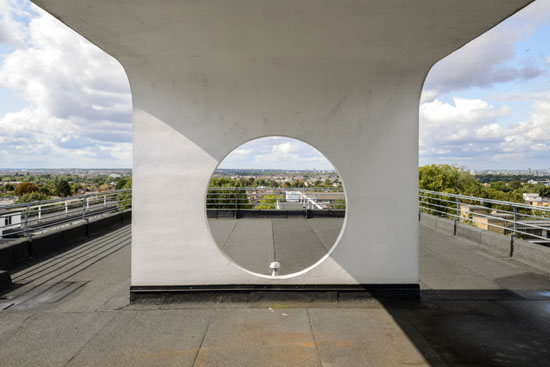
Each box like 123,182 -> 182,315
34,0 -> 533,286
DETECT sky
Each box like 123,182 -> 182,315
0,0 -> 549,170
218,137 -> 335,171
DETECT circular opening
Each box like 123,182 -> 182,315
205,136 -> 347,278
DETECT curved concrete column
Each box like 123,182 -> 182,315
34,0 -> 532,287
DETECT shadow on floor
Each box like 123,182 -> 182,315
381,280 -> 550,366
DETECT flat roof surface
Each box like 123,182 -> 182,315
208,218 -> 344,275
1,222 -> 550,366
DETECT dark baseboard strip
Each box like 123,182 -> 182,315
206,209 -> 346,219
130,284 -> 420,303
0,270 -> 12,292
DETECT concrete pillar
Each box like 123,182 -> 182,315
34,0 -> 533,287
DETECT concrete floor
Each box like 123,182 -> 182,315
1,223 -> 550,366
208,218 -> 344,275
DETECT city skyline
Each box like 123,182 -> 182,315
0,0 -> 549,169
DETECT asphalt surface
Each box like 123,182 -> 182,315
208,218 -> 343,275
1,221 -> 550,366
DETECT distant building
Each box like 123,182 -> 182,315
459,204 -> 511,235
0,210 -> 21,239
527,180 -> 550,187
523,193 -> 541,202
523,193 -> 550,207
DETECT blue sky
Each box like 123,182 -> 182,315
0,0 -> 549,170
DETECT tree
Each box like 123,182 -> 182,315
98,184 -> 110,192
255,195 -> 282,209
489,181 -> 510,193
115,178 -> 128,190
419,164 -> 484,196
16,191 -> 49,203
333,199 -> 346,209
119,178 -> 132,209
206,186 -> 252,209
14,182 -> 39,196
56,180 -> 72,197
509,180 -> 521,190
534,185 -> 550,198
71,183 -> 82,194
419,164 -> 485,217
39,185 -> 52,195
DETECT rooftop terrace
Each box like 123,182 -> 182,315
1,219 -> 550,366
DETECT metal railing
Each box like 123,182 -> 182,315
5,186 -> 546,246
206,187 -> 346,210
0,189 -> 131,241
419,189 -> 550,244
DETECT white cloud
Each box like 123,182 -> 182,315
272,141 -> 299,154
218,137 -> 334,170
232,148 -> 253,155
420,94 -> 550,168
505,100 -> 550,150
420,89 -> 439,103
0,1 -> 132,167
420,97 -> 509,130
475,124 -> 505,140
0,0 -> 30,47
420,97 -> 509,162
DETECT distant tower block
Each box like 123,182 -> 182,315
34,0 -> 533,294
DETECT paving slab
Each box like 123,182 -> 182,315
66,309 -> 212,367
193,308 -> 321,367
0,310 -> 35,337
0,311 -> 116,367
308,308 -> 429,366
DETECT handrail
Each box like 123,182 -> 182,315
3,186 -> 547,246
0,189 -> 131,241
419,189 -> 550,244
205,187 -> 346,211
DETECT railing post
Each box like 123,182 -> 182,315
23,204 -> 29,238
82,196 -> 87,220
455,197 -> 460,221
117,191 -> 122,212
65,201 -> 69,216
513,206 -> 518,236
419,192 -> 424,221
